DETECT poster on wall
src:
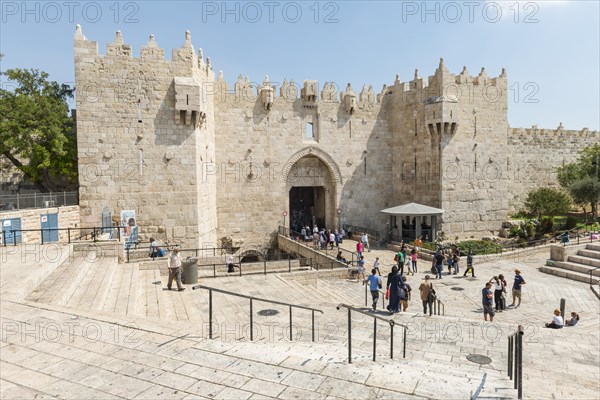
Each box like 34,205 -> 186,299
120,210 -> 138,248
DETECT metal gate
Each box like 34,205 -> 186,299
1,218 -> 22,245
41,213 -> 59,243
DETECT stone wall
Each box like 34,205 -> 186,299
73,28 -> 599,248
74,27 -> 217,249
0,206 -> 79,244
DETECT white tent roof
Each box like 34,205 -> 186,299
380,202 -> 444,216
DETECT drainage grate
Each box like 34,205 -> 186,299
451,287 -> 465,291
257,309 -> 279,316
466,354 -> 492,365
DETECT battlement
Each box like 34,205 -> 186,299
509,125 -> 598,137
74,25 -> 212,73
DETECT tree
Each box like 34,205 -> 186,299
523,187 -> 571,220
569,177 -> 600,222
0,67 -> 77,192
557,144 -> 600,220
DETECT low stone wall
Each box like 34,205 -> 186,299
283,268 -> 353,285
0,205 -> 80,244
138,258 -> 303,278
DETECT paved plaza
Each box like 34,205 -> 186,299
1,240 -> 599,399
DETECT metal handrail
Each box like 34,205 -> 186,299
1,225 -> 125,246
192,284 -> 323,342
278,225 -> 358,266
336,303 -> 407,362
429,294 -> 445,316
590,266 -> 600,300
363,283 -> 386,310
507,325 -> 524,399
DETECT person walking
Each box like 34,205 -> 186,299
167,246 -> 185,291
373,257 -> 381,276
509,269 -> 526,308
400,276 -> 412,312
463,251 -> 475,277
410,248 -> 418,273
452,253 -> 460,275
356,256 -> 366,283
356,241 -> 364,259
386,266 -> 403,313
434,250 -> 445,279
482,282 -> 495,321
364,268 -> 382,310
418,275 -> 434,315
361,232 -> 371,252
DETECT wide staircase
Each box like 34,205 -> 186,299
17,240 -> 600,400
541,243 -> 600,287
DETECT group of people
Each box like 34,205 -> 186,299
544,310 -> 580,329
481,269 -> 526,321
299,225 -> 346,251
431,247 -> 475,279
363,265 -> 412,313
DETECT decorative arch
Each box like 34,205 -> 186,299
282,146 -> 343,185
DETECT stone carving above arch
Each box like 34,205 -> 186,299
283,146 -> 343,185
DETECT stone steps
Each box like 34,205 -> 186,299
541,265 -> 600,284
578,248 -> 600,260
567,254 -> 600,269
26,254 -> 97,306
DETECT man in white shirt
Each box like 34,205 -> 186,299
361,233 -> 370,252
167,247 -> 185,291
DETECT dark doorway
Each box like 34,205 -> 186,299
289,186 -> 326,230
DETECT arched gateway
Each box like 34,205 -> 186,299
283,148 -> 341,231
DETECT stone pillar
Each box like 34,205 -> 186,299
416,216 -> 422,240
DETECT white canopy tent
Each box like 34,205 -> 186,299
381,202 -> 444,242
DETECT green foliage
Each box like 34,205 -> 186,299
0,67 -> 76,191
565,216 -> 579,230
523,187 -> 571,219
539,216 -> 554,234
457,240 -> 503,255
569,176 -> 600,218
557,144 -> 600,188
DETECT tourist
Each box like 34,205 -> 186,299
452,253 -> 460,275
313,231 -> 319,250
414,236 -> 423,252
226,254 -> 236,273
373,257 -> 381,276
356,256 -> 366,283
490,275 -> 507,312
334,230 -> 341,247
447,252 -> 454,275
565,312 -> 580,326
482,282 -> 495,321
434,249 -> 445,279
339,227 -> 345,242
509,269 -> 526,308
361,232 -> 370,252
329,230 -> 335,250
400,276 -> 412,312
167,246 -> 185,291
463,251 -> 475,277
411,248 -> 418,273
149,238 -> 166,258
544,309 -> 564,329
418,275 -> 434,315
356,241 -> 364,258
336,250 -> 348,265
364,268 -> 382,310
405,250 -> 414,276
386,266 -> 403,313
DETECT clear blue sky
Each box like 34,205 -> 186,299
1,0 -> 599,130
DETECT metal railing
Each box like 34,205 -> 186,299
192,285 -> 324,341
2,225 -> 124,246
278,225 -> 358,267
429,294 -> 445,316
336,303 -> 407,363
507,325 -> 524,399
0,191 -> 78,211
345,224 -> 381,241
590,266 -> 600,300
501,225 -> 598,253
363,284 -> 386,310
